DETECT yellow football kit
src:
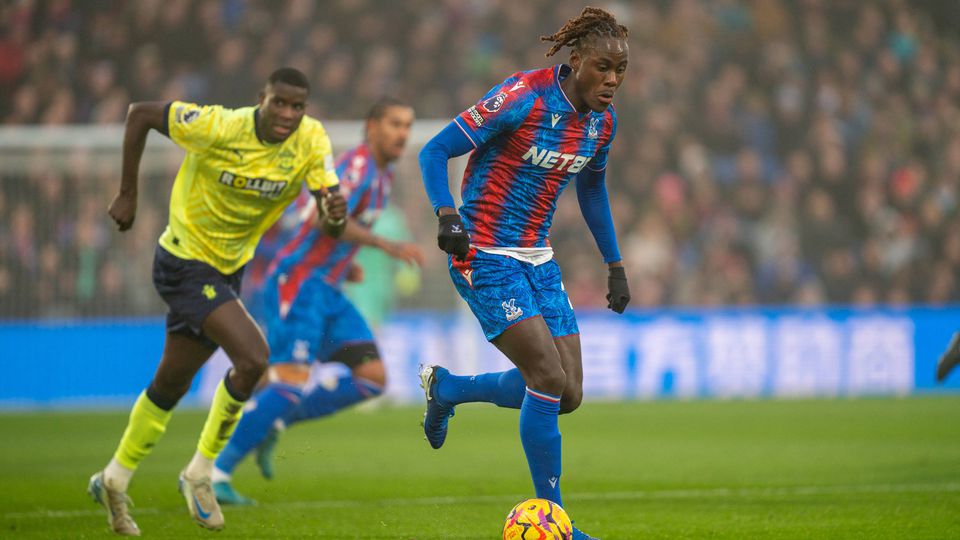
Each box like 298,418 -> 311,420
159,101 -> 339,274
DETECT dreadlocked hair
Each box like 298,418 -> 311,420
540,6 -> 628,58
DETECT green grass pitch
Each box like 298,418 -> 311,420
2,397 -> 959,539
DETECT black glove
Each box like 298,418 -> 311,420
438,213 -> 470,261
606,266 -> 630,314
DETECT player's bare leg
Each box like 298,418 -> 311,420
553,334 -> 583,415
150,333 -> 219,402
177,300 -> 267,530
202,300 -> 269,400
494,317 -> 566,396
352,359 -> 387,389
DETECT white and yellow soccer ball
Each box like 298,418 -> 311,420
502,498 -> 573,540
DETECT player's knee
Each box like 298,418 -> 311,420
559,387 -> 582,414
246,351 -> 269,380
331,342 -> 383,386
232,340 -> 270,380
270,362 -> 310,386
523,360 -> 566,396
352,359 -> 387,389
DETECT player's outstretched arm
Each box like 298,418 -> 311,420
575,166 -> 630,313
314,188 -> 347,238
109,101 -> 167,231
340,219 -> 425,267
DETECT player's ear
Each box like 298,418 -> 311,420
569,49 -> 582,72
365,117 -> 377,138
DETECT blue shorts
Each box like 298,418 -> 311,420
449,248 -> 578,341
262,275 -> 378,367
152,245 -> 244,349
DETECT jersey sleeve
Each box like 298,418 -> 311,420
588,110 -> 618,172
304,131 -> 340,192
576,167 -> 621,263
165,101 -> 227,153
334,153 -> 372,215
345,180 -> 371,215
453,74 -> 535,148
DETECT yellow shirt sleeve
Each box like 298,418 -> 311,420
304,131 -> 340,192
166,101 -> 225,153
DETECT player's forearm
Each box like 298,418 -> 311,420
320,220 -> 346,238
119,111 -> 149,195
419,144 -> 455,213
340,218 -> 388,250
576,167 -> 622,264
419,121 -> 475,215
119,102 -> 166,195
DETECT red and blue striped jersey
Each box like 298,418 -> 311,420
268,143 -> 393,307
453,64 -> 617,248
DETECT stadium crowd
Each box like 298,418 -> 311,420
2,0 -> 960,317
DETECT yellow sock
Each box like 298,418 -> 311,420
197,379 -> 245,460
114,391 -> 174,470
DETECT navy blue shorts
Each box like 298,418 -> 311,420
152,245 -> 244,349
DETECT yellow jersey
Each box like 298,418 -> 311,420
158,101 -> 339,274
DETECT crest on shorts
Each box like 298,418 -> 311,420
501,298 -> 523,322
293,339 -> 310,362
202,284 -> 217,300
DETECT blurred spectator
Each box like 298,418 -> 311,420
2,0 -> 960,317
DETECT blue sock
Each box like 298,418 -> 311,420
519,387 -> 563,506
282,375 -> 383,427
214,383 -> 302,475
437,368 -> 525,408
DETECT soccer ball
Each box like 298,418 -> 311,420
502,498 -> 573,540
